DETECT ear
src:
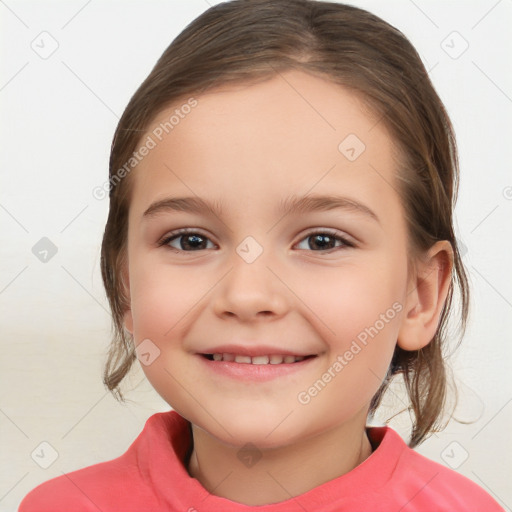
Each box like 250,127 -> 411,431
120,260 -> 133,335
397,240 -> 453,351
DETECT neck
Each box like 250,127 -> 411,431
186,414 -> 373,506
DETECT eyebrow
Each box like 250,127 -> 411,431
142,194 -> 380,224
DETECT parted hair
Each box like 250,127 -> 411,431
100,0 -> 469,447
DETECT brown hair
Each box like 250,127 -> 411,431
100,0 -> 469,447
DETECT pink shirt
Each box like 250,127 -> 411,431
19,410 -> 503,511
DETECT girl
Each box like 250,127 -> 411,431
19,0 -> 503,510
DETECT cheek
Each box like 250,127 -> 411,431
129,260 -> 207,336
127,260 -> 215,394
291,255 -> 405,398
294,256 -> 406,344
127,261 -> 197,411
297,280 -> 403,422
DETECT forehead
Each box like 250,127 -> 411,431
129,70 -> 400,221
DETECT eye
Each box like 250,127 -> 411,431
295,229 -> 354,252
158,229 -> 216,252
158,228 -> 354,253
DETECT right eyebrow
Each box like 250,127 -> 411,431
142,196 -> 224,219
277,194 -> 380,224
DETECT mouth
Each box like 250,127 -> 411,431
201,353 -> 317,365
197,351 -> 319,381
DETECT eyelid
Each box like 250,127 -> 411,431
157,228 -> 218,248
295,227 -> 356,248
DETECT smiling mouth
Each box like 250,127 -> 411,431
201,353 -> 317,365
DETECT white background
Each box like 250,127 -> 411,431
1,0 -> 511,510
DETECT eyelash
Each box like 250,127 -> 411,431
157,228 -> 355,254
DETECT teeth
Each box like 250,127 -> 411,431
234,355 -> 252,364
208,353 -> 309,364
252,355 -> 270,365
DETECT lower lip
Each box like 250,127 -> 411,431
196,355 -> 318,382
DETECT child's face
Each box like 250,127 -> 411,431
123,70 -> 411,448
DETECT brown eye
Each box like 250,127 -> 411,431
295,230 -> 353,252
159,230 -> 215,251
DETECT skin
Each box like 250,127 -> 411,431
122,70 -> 453,506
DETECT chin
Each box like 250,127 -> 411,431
188,402 -> 314,450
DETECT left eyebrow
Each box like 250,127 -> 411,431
277,194 -> 380,224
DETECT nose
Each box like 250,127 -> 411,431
211,246 -> 289,323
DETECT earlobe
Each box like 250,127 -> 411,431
397,241 -> 453,351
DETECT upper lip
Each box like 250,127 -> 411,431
197,344 -> 317,357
